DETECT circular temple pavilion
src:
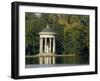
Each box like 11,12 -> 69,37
38,25 -> 56,64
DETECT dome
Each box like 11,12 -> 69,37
39,25 -> 56,35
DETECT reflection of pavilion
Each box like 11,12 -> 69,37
38,25 -> 56,64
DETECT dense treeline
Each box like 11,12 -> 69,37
25,12 -> 89,56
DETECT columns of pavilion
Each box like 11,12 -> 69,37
39,37 -> 55,64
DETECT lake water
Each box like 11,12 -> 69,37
25,64 -> 89,68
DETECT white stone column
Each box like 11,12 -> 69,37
49,38 -> 51,53
39,38 -> 41,53
39,38 -> 43,53
53,38 -> 55,53
45,38 -> 47,53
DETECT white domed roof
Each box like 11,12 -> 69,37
39,25 -> 56,35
